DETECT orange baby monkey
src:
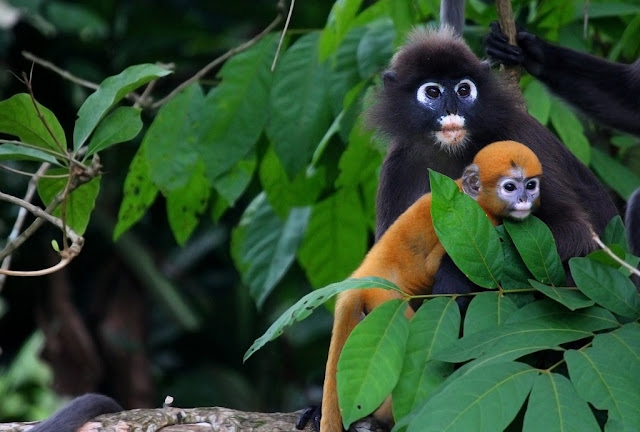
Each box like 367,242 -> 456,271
321,140 -> 543,431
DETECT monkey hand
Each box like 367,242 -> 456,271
485,22 -> 546,77
296,404 -> 323,431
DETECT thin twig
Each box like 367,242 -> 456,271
0,163 -> 50,289
592,232 -> 640,277
0,163 -> 67,179
271,0 -> 295,71
22,51 -> 99,91
151,12 -> 283,109
23,71 -> 66,154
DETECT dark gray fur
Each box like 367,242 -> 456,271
30,394 -> 122,432
440,0 -> 466,36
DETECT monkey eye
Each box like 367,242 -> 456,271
425,86 -> 441,98
455,79 -> 477,100
416,82 -> 444,104
526,180 -> 538,190
503,182 -> 517,192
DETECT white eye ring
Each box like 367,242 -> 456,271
455,79 -> 477,100
417,82 -> 444,104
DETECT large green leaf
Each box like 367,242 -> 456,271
392,298 -> 460,420
37,170 -> 100,236
243,276 -> 401,362
335,118 -> 381,189
569,257 -> 640,319
327,26 -> 367,116
86,106 -> 142,156
356,18 -> 395,79
237,195 -> 311,308
259,147 -> 327,218
0,93 -> 66,153
430,170 -> 503,288
591,147 -> 640,200
166,160 -> 210,246
504,216 -> 565,286
198,34 -> 277,182
549,101 -> 590,165
113,143 -> 159,240
524,80 -> 551,124
523,373 -> 600,432
213,151 -> 257,210
267,32 -> 334,178
339,299 -> 409,429
463,292 -> 518,336
506,300 -> 617,330
405,362 -> 537,432
144,84 -> 204,191
74,63 -> 171,150
298,188 -> 368,288
529,280 -> 595,311
319,0 -> 364,60
0,144 -> 59,164
602,215 -> 630,252
497,225 -> 535,290
565,324 -> 640,431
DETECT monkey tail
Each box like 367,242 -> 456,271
320,290 -> 365,432
30,393 -> 122,432
440,0 -> 466,36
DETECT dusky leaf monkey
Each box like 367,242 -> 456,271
484,23 -> 640,257
320,140 -> 543,432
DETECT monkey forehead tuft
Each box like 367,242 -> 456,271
473,140 -> 542,184
390,26 -> 483,80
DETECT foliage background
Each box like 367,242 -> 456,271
0,0 -> 638,423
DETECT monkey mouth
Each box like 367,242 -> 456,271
435,114 -> 467,150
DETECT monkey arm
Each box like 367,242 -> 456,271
30,393 -> 122,432
485,22 -> 640,136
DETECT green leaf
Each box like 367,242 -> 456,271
392,298 -> 460,420
238,195 -> 311,308
430,170 -> 503,288
504,216 -> 565,286
243,276 -> 400,362
591,147 -> 640,200
0,93 -> 66,152
405,362 -> 537,432
463,292 -> 518,336
565,324 -> 640,431
74,63 -> 171,150
298,188 -> 368,288
144,84 -> 204,192
523,373 -> 600,432
339,299 -> 409,429
356,18 -> 395,79
259,147 -> 327,218
37,170 -> 100,236
602,215 -> 630,252
213,151 -> 257,209
529,280 -> 595,311
166,160 -> 210,246
113,143 -> 159,240
86,106 -> 142,156
319,0 -> 364,60
524,80 -> 551,124
497,225 -> 535,290
435,302 -> 618,363
199,34 -> 277,182
549,101 -> 590,164
0,144 -> 59,164
267,32 -> 334,178
327,26 -> 367,116
506,300 -> 618,331
335,118 -> 381,189
569,257 -> 640,319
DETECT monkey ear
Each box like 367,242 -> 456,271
382,71 -> 398,86
462,164 -> 481,199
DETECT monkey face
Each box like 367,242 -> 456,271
414,78 -> 478,152
496,173 -> 541,220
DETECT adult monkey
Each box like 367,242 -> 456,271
484,23 -> 640,256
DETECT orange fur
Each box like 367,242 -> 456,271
320,140 -> 541,432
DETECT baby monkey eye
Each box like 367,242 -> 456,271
503,182 -> 517,192
526,180 -> 538,190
